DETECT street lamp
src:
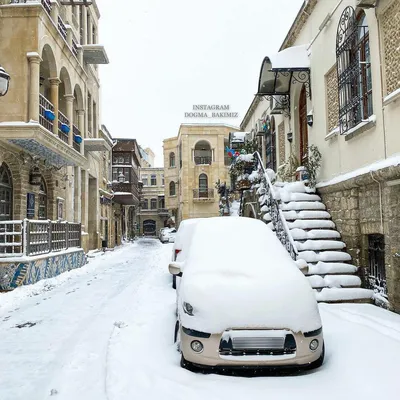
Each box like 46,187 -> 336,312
118,172 -> 125,183
0,65 -> 11,97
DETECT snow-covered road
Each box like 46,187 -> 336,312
0,239 -> 399,400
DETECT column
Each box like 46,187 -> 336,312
49,78 -> 61,135
66,26 -> 73,48
87,14 -> 93,45
77,109 -> 85,155
64,94 -> 74,146
27,52 -> 42,122
74,166 -> 82,223
81,169 -> 89,232
81,6 -> 87,45
50,2 -> 59,26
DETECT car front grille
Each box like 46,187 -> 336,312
232,336 -> 285,350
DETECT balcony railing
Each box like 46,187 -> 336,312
73,125 -> 81,152
194,156 -> 212,165
58,111 -> 70,144
72,38 -> 79,58
39,94 -> 54,132
158,208 -> 169,215
0,219 -> 81,258
193,189 -> 214,199
58,16 -> 67,40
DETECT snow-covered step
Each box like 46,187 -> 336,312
288,219 -> 336,230
280,192 -> 321,202
315,288 -> 374,303
281,201 -> 326,211
283,210 -> 331,220
307,262 -> 358,275
297,251 -> 352,263
291,228 -> 341,240
263,213 -> 271,222
295,240 -> 346,251
307,275 -> 361,289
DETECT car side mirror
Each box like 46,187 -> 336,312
169,262 -> 183,276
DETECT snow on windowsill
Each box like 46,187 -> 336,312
343,115 -> 376,140
325,126 -> 340,141
383,88 -> 400,106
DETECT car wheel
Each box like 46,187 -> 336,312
308,343 -> 325,370
172,275 -> 176,289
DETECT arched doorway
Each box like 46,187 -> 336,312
143,219 -> 156,236
199,173 -> 208,198
0,163 -> 13,221
38,178 -> 47,220
299,85 -> 308,163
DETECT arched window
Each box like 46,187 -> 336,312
169,181 -> 176,196
336,7 -> 372,134
169,152 -> 175,168
38,178 -> 47,220
0,163 -> 13,221
266,116 -> 277,171
199,173 -> 208,198
194,141 -> 212,165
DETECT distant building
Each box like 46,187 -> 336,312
163,124 -> 237,226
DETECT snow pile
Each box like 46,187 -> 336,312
229,200 -> 240,216
295,240 -> 346,251
179,217 -> 321,334
281,201 -> 326,211
308,262 -> 358,275
237,154 -> 254,162
248,170 -> 260,182
294,258 -> 308,272
316,288 -> 373,302
173,219 -> 203,263
291,229 -> 341,240
298,251 -> 352,263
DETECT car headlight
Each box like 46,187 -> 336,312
183,302 -> 194,316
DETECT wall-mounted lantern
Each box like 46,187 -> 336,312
287,131 -> 293,143
307,110 -> 314,127
118,172 -> 125,183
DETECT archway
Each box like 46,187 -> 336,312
194,140 -> 212,165
266,116 -> 277,171
143,220 -> 156,236
38,177 -> 48,220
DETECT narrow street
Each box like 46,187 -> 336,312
0,240 -> 399,400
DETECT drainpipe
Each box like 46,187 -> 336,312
370,170 -> 384,233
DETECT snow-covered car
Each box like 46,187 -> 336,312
170,218 -> 204,289
160,228 -> 176,243
169,217 -> 324,371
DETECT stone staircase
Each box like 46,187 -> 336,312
257,180 -> 374,303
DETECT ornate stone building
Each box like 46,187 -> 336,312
0,0 -> 113,289
241,0 -> 400,312
163,124 -> 235,227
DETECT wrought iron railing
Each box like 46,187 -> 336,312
58,111 -> 70,143
73,125 -> 81,152
0,219 -> 81,258
252,151 -> 298,260
158,208 -> 169,215
39,94 -> 54,132
58,16 -> 67,40
193,189 -> 214,199
72,38 -> 79,57
194,156 -> 212,165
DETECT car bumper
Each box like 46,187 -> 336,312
180,327 -> 323,368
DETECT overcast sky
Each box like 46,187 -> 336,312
96,0 -> 304,166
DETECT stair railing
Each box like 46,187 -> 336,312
252,151 -> 298,260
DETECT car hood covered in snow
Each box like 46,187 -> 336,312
179,217 -> 322,334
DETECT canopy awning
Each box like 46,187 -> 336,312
257,44 -> 311,97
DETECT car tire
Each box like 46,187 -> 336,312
172,275 -> 176,289
308,343 -> 325,370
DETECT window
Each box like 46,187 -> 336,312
199,173 -> 208,197
151,174 -> 157,186
159,197 -> 165,209
38,178 -> 47,220
169,181 -> 176,196
0,163 -> 12,221
150,198 -> 157,210
194,141 -> 212,165
368,234 -> 387,297
142,199 -> 148,210
161,174 -> 165,186
113,154 -> 130,165
142,175 -> 148,186
169,152 -> 175,168
336,7 -> 373,134
112,168 -> 130,182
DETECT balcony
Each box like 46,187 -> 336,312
112,182 -> 139,205
58,110 -> 70,144
73,125 -> 81,152
158,208 -> 170,216
194,156 -> 212,165
84,127 -> 113,152
57,16 -> 67,40
193,189 -> 215,201
82,44 -> 109,65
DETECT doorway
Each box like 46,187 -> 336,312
299,85 -> 309,163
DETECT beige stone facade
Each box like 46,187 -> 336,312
163,124 -> 235,226
138,167 -> 169,236
0,0 -> 113,253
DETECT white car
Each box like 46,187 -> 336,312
170,218 -> 204,289
169,217 -> 324,372
160,228 -> 176,243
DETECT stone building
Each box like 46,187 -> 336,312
111,139 -> 141,240
138,167 -> 169,236
163,124 -> 235,226
0,0 -> 112,290
241,0 -> 400,312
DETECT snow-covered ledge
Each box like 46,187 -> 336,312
344,115 -> 376,141
325,126 -> 339,141
383,88 -> 400,106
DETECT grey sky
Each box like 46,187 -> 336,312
96,0 -> 304,166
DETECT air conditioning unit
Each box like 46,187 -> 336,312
356,0 -> 376,8
270,95 -> 288,115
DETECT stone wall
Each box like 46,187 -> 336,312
381,0 -> 400,94
318,166 -> 400,313
325,64 -> 339,133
